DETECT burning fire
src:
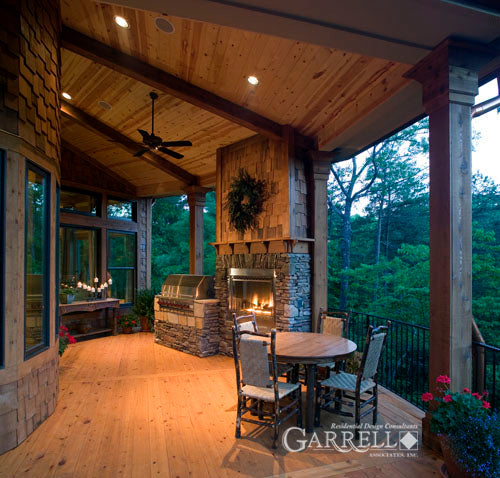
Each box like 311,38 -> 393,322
245,293 -> 274,315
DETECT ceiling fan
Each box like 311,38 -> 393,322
134,92 -> 192,160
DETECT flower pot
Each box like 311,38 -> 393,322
440,436 -> 473,478
122,327 -> 133,334
140,316 -> 151,332
60,293 -> 75,304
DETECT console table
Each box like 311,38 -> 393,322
59,298 -> 121,337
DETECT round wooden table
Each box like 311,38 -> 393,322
275,332 -> 357,432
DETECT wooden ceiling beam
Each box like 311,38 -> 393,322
60,101 -> 198,186
61,140 -> 137,196
61,26 -> 314,147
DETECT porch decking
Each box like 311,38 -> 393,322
0,334 -> 442,477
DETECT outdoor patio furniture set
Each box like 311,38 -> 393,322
232,310 -> 390,447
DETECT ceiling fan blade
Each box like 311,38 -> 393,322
161,140 -> 192,147
133,148 -> 150,157
137,129 -> 151,141
158,146 -> 184,159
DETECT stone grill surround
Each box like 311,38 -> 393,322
154,299 -> 220,357
216,253 -> 311,355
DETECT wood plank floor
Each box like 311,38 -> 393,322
0,333 -> 443,477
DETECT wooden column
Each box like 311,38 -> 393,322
405,40 -> 496,398
307,155 -> 331,333
185,187 -> 208,275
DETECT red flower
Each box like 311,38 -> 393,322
443,394 -> 453,403
60,325 -> 68,332
124,321 -> 129,326
422,392 -> 434,402
132,321 -> 136,325
483,390 -> 489,398
483,401 -> 491,409
68,335 -> 77,344
463,388 -> 470,393
58,331 -> 65,337
472,392 -> 482,400
436,375 -> 451,384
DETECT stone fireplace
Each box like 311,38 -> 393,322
213,132 -> 314,354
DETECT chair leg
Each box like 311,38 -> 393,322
354,394 -> 360,441
235,396 -> 242,438
297,388 -> 303,428
372,385 -> 378,425
272,403 -> 279,449
258,400 -> 264,419
314,381 -> 322,427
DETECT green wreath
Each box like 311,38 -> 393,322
226,169 -> 269,234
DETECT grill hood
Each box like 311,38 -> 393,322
160,274 -> 214,300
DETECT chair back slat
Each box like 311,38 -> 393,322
361,331 -> 387,380
239,336 -> 271,388
233,312 -> 258,333
318,308 -> 349,337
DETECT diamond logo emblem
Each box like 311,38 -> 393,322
399,431 -> 418,450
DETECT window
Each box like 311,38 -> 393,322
55,185 -> 60,337
25,162 -> 50,357
0,151 -> 5,368
60,226 -> 99,288
60,187 -> 99,215
107,231 -> 136,304
107,198 -> 135,221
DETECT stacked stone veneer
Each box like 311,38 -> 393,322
154,299 -> 220,357
216,253 -> 311,355
0,349 -> 59,454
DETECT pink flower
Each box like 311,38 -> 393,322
472,393 -> 482,400
422,392 -> 434,402
483,390 -> 489,398
463,388 -> 470,393
483,401 -> 491,409
443,394 -> 453,403
436,375 -> 451,384
68,335 -> 77,344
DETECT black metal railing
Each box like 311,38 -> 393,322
472,341 -> 500,410
347,310 -> 430,410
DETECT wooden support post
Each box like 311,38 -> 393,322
185,187 -> 209,275
307,155 -> 331,333
405,38 -> 496,448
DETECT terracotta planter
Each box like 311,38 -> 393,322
122,327 -> 133,334
440,436 -> 473,478
140,316 -> 151,332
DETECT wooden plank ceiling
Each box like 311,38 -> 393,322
60,0 -> 411,197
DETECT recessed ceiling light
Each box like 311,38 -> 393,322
248,76 -> 259,85
62,92 -> 72,100
155,17 -> 175,34
114,15 -> 130,29
98,100 -> 112,111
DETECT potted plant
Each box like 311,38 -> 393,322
118,314 -> 137,334
422,375 -> 497,477
132,288 -> 155,332
59,284 -> 77,304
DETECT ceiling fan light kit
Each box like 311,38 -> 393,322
134,91 -> 192,160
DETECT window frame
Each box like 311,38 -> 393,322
0,150 -> 5,368
60,186 -> 101,217
24,161 -> 51,359
106,197 -> 136,222
107,229 -> 137,306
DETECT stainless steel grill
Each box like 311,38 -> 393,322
157,274 -> 214,312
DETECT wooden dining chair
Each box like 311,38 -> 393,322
232,327 -> 302,448
314,323 -> 389,438
233,311 -> 294,380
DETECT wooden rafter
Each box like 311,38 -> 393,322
61,26 -> 315,149
60,101 -> 198,185
61,140 -> 137,196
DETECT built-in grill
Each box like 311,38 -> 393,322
156,274 -> 214,313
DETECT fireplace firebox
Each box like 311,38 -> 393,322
228,268 -> 275,330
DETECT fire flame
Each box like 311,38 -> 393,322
245,293 -> 274,315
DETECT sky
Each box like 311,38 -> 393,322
331,78 -> 500,215
472,79 -> 500,181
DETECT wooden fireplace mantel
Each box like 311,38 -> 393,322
209,237 -> 314,255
